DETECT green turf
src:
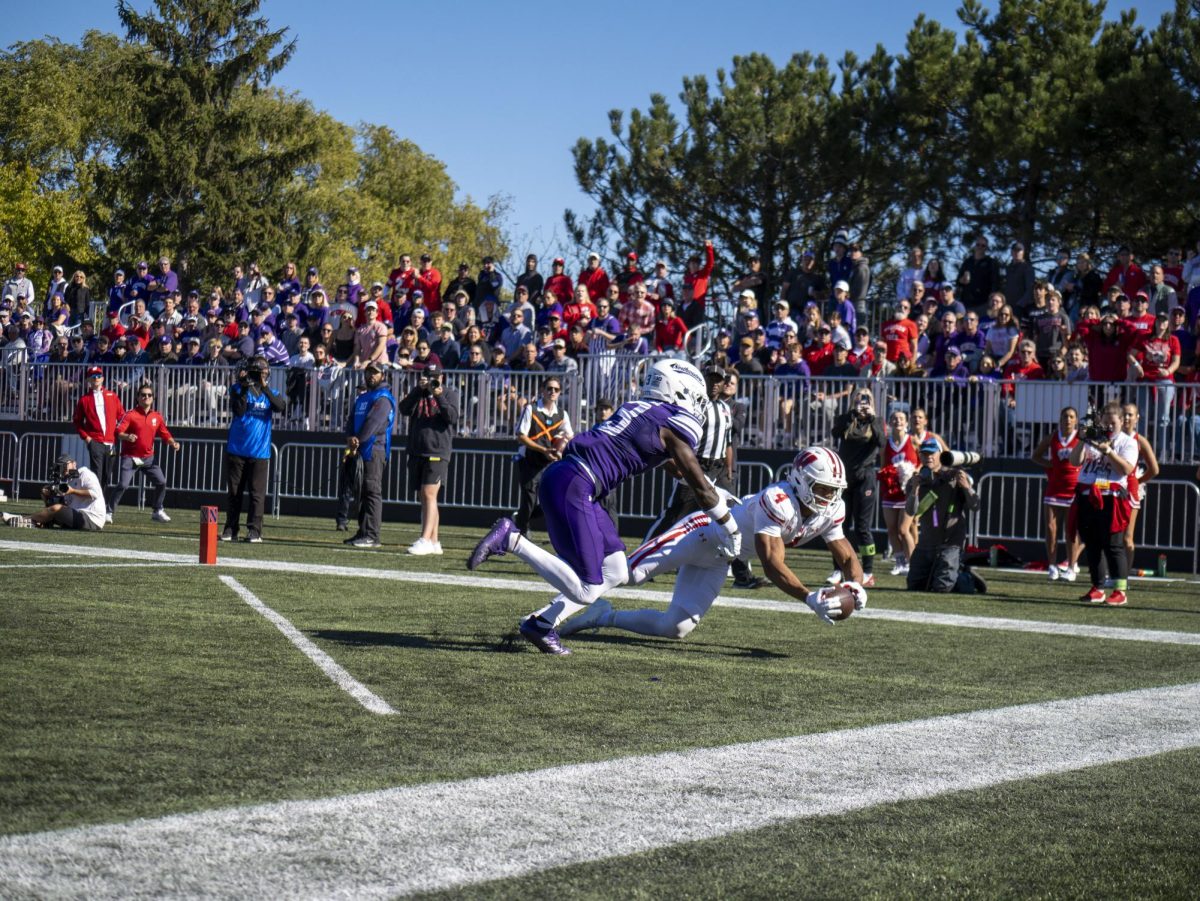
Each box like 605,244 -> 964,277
433,749 -> 1200,900
1,505 -> 1198,897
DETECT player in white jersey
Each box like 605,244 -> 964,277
560,446 -> 867,640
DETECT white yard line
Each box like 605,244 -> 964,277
0,562 -> 204,569
0,539 -> 1197,647
0,681 -> 1197,899
218,576 -> 396,717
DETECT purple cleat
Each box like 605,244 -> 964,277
468,517 -> 518,571
518,616 -> 571,656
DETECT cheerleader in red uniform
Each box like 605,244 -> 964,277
1032,406 -> 1082,581
878,409 -> 920,575
1120,403 -> 1160,567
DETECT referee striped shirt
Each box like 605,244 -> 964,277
696,397 -> 732,464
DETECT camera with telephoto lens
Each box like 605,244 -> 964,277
419,373 -> 440,394
920,449 -> 982,485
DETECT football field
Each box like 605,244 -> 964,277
1,505 -> 1199,898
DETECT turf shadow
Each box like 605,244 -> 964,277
309,628 -> 525,653
570,633 -> 788,659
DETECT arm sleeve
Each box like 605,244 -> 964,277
267,388 -> 286,413
230,385 -> 248,418
357,398 -> 392,442
436,389 -> 460,426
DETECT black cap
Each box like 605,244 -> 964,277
703,365 -> 727,380
363,360 -> 384,373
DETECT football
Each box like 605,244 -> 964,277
551,435 -> 569,454
824,584 -> 858,621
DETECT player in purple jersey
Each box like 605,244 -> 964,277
468,359 -> 744,655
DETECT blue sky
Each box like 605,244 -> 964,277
1,0 -> 1176,255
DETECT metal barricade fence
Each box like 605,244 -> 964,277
971,473 -> 1200,574
0,430 -> 19,498
6,360 -> 1199,465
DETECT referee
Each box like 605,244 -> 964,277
644,365 -> 763,588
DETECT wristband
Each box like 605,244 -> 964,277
705,498 -> 735,531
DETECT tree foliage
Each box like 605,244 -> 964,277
0,0 -> 506,289
569,0 -> 1200,285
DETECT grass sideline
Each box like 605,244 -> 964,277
2,503 -> 1199,895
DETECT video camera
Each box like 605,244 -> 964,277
238,358 -> 270,387
1079,419 -> 1108,443
44,459 -> 72,506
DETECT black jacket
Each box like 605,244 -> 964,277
398,383 -> 460,458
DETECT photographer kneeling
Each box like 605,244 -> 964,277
905,439 -> 985,594
8,454 -> 107,531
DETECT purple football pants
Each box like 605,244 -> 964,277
538,459 -> 625,585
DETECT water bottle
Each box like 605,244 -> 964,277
1157,554 -> 1168,578
988,546 -> 998,568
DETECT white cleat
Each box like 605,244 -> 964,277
1048,564 -> 1060,581
825,569 -> 843,586
890,561 -> 907,577
151,509 -> 171,523
1059,566 -> 1077,583
559,599 -> 614,637
407,538 -> 438,556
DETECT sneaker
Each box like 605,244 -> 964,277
825,569 -> 843,586
343,533 -> 364,545
245,530 -> 263,544
428,541 -> 444,555
467,517 -> 518,570
559,599 -> 613,637
518,616 -> 571,655
335,522 -> 349,532
105,512 -> 113,524
151,509 -> 171,523
350,537 -> 380,548
1081,587 -> 1105,604
861,573 -> 876,589
1059,566 -> 1077,583
732,575 -> 765,589
1048,564 -> 1060,581
220,526 -> 236,542
407,538 -> 438,556
890,562 -> 907,576
3,512 -> 33,528
1104,589 -> 1128,607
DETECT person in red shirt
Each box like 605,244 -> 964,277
387,253 -> 417,303
1163,246 -> 1186,294
355,283 -> 394,327
72,366 -> 127,517
1101,245 -> 1147,301
1032,405 -> 1082,581
562,284 -> 599,330
109,383 -> 181,522
543,258 -> 573,307
1083,314 -> 1130,382
653,300 -> 687,353
577,253 -> 610,302
615,252 -> 644,303
682,240 -> 716,308
847,326 -> 875,371
881,298 -> 919,362
101,311 -> 126,344
1125,291 -> 1157,337
802,324 -> 836,375
415,254 -> 442,312
1128,313 -> 1182,429
1001,340 -> 1044,404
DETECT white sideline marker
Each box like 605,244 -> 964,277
0,681 -> 1197,898
218,575 -> 396,716
0,539 -> 1198,647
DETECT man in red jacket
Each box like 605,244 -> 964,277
577,253 -> 610,302
72,366 -> 126,519
1102,246 -> 1147,301
415,254 -> 442,312
682,240 -> 716,308
109,383 -> 182,522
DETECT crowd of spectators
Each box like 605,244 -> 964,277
2,233 -> 1199,457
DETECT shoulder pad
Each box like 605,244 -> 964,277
758,483 -> 795,526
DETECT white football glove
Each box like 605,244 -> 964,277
715,517 -> 742,560
841,580 -> 868,611
804,588 -> 838,625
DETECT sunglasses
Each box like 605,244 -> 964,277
138,392 -> 153,398
545,386 -> 561,393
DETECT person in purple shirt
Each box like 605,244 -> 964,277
275,262 -> 302,305
469,360 -> 743,655
257,326 -> 290,365
146,256 -> 178,314
248,305 -> 276,338
107,270 -> 129,315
